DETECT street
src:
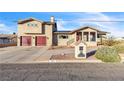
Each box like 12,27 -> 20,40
1,63 -> 124,81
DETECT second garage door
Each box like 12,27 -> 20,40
36,36 -> 46,46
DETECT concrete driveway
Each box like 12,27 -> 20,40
0,46 -> 48,63
0,46 -> 101,63
0,46 -> 75,63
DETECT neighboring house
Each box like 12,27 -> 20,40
0,34 -> 17,44
17,17 -> 108,47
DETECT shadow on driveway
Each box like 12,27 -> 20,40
86,50 -> 96,58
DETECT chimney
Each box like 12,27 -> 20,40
50,16 -> 55,23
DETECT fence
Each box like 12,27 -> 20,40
0,43 -> 17,48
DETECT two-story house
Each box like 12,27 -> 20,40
17,17 -> 57,46
17,17 -> 108,47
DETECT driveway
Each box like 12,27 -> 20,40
0,46 -> 76,63
1,63 -> 124,81
0,46 -> 48,63
0,46 -> 101,63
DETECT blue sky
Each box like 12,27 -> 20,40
0,12 -> 124,37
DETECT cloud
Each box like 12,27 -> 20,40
56,12 -> 124,37
56,19 -> 67,30
56,18 -> 75,30
83,12 -> 124,37
0,23 -> 6,28
0,22 -> 16,34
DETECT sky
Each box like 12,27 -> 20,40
0,12 -> 124,37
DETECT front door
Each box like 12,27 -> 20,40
76,32 -> 82,41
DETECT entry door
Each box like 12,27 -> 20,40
76,32 -> 82,41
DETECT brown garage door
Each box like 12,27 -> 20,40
21,36 -> 31,46
36,36 -> 46,46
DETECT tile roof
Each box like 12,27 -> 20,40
18,17 -> 55,25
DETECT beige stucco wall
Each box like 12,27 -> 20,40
57,34 -> 76,46
18,20 -> 42,36
57,34 -> 69,46
18,20 -> 53,46
56,28 -> 98,47
45,25 -> 53,46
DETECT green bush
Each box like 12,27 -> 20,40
95,47 -> 121,62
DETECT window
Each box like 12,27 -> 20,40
27,23 -> 30,26
31,24 -> 34,26
97,35 -> 101,38
59,34 -> 68,39
83,32 -> 88,41
90,32 -> 96,41
27,23 -> 38,27
35,24 -> 38,27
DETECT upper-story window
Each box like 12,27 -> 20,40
31,24 -> 34,26
27,23 -> 30,26
27,23 -> 38,27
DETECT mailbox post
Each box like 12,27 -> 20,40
75,42 -> 86,59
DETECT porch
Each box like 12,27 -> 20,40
75,31 -> 97,46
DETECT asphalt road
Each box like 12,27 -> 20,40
1,63 -> 124,81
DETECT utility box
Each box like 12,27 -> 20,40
75,42 -> 87,59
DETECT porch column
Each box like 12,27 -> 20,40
82,32 -> 84,41
88,32 -> 90,42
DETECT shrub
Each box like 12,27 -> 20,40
95,47 -> 121,62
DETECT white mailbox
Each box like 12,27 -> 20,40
75,42 -> 87,59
